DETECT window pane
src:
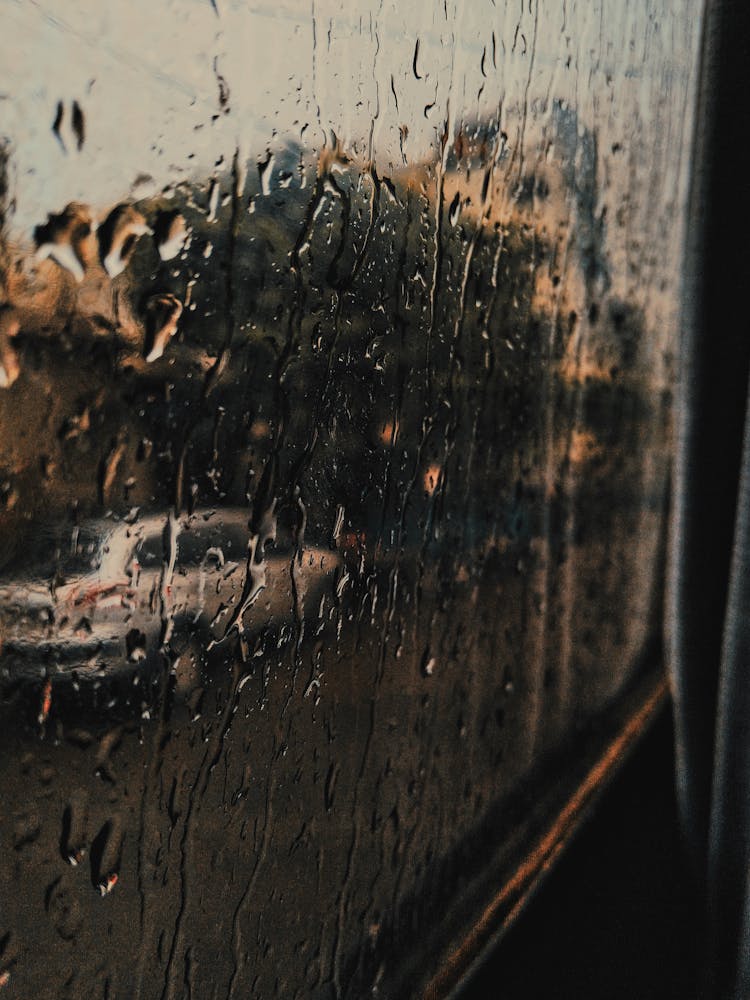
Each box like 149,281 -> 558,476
0,3 -> 701,996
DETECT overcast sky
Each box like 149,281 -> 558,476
1,0 -> 696,270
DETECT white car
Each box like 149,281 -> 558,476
0,508 -> 341,676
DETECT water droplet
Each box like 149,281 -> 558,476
154,210 -> 189,261
420,650 -> 436,677
98,203 -> 151,278
258,151 -> 276,196
448,191 -> 461,226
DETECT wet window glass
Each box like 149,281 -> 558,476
0,2 -> 701,997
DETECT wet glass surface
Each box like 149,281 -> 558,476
0,3 -> 700,996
